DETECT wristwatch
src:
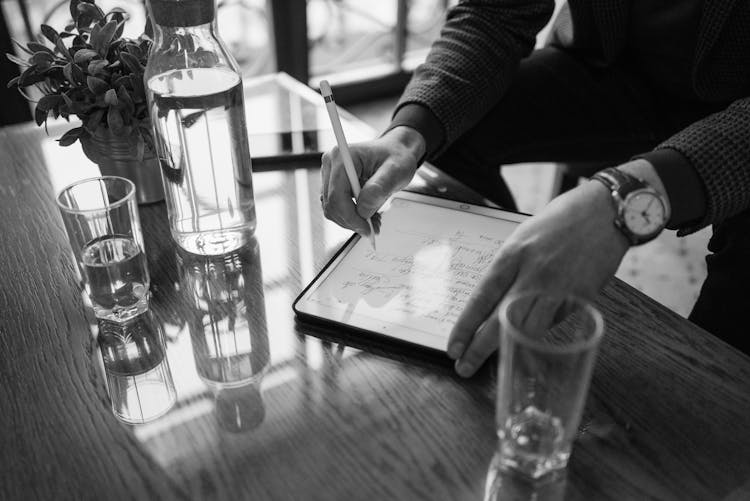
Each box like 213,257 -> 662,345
591,167 -> 670,245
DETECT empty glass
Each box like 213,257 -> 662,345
57,176 -> 150,321
496,291 -> 604,479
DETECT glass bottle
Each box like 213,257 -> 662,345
144,0 -> 256,255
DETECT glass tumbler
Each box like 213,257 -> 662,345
496,291 -> 604,479
57,176 -> 150,321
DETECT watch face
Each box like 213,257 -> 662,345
623,190 -> 667,236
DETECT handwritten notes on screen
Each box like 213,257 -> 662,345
302,196 -> 521,351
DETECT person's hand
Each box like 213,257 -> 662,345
320,126 -> 426,234
447,179 -> 632,377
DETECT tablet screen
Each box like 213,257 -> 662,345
295,192 -> 526,351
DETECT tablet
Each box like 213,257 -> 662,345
293,191 -> 527,353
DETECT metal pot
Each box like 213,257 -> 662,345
81,129 -> 164,205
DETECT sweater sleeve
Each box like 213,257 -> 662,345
653,96 -> 750,235
393,0 -> 555,158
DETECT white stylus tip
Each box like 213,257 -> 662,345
319,80 -> 332,97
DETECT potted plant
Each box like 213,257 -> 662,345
5,0 -> 163,204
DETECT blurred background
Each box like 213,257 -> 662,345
1,0 -> 710,318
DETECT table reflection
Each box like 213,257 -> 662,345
484,452 -> 568,501
97,311 -> 177,424
178,237 -> 270,432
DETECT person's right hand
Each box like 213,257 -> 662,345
320,126 -> 426,234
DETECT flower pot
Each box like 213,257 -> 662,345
81,129 -> 164,205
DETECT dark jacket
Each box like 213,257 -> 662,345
396,0 -> 750,233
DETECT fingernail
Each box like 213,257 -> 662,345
455,360 -> 473,378
447,343 -> 464,360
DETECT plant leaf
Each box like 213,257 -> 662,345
77,2 -> 104,21
89,23 -> 101,44
73,48 -> 98,64
70,0 -> 82,20
107,106 -> 124,134
129,74 -> 144,99
144,17 -> 153,40
92,20 -> 117,55
104,88 -> 118,106
34,105 -> 48,126
86,75 -> 108,94
37,94 -> 64,111
76,2 -> 105,31
63,62 -> 74,82
58,127 -> 83,146
40,24 -> 58,44
85,108 -> 105,132
117,85 -> 134,113
6,52 -> 30,67
27,42 -> 54,55
71,62 -> 86,84
30,52 -> 55,69
114,20 -> 125,40
119,52 -> 142,74
54,36 -> 70,60
87,59 -> 108,75
11,39 -> 33,55
18,66 -> 37,86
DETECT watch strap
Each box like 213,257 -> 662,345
593,167 -> 646,196
591,167 -> 665,246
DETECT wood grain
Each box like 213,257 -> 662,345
2,75 -> 750,501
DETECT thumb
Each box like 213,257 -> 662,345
356,161 -> 410,219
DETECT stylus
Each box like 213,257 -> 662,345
319,80 -> 377,251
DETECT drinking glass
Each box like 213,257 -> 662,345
496,291 -> 604,479
57,176 -> 150,321
98,311 -> 176,424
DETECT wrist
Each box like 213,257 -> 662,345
383,126 -> 427,162
584,181 -> 632,251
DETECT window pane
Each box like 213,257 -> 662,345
308,0 -> 399,81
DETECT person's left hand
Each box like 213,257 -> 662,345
447,179 -> 631,377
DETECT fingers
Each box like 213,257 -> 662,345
320,145 -> 378,235
357,161 -> 411,219
454,312 -> 500,378
321,151 -> 332,203
325,157 -> 370,235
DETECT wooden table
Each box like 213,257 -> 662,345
2,73 -> 749,501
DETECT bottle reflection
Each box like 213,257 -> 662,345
178,237 -> 270,433
484,452 -> 568,501
97,310 -> 177,424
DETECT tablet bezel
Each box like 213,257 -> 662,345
292,190 -> 528,354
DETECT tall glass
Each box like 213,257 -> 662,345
496,291 -> 604,479
57,176 -> 150,321
144,0 -> 257,255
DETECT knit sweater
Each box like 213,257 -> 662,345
391,0 -> 750,234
